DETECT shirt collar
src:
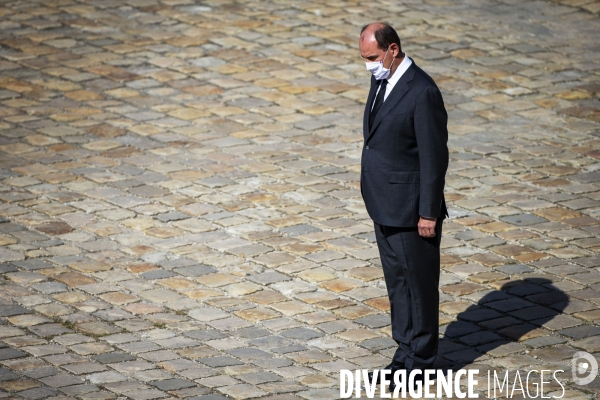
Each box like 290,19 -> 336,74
386,55 -> 412,89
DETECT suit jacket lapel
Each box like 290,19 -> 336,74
363,75 -> 378,139
366,64 -> 416,142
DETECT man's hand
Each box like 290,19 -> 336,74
418,217 -> 437,238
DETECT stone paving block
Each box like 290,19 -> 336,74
354,314 -> 390,329
227,348 -> 272,361
11,260 -> 53,271
59,384 -> 102,396
0,304 -> 33,317
460,331 -> 505,346
197,375 -> 240,388
123,388 -> 168,400
509,305 -> 559,320
218,383 -> 268,399
27,323 -> 72,337
22,344 -> 67,357
270,301 -> 313,316
132,369 -> 173,383
560,325 -> 600,339
500,214 -> 548,226
0,379 -> 41,392
76,322 -> 122,336
156,359 -> 198,372
0,368 -> 19,382
87,372 -> 127,385
173,264 -> 217,277
0,264 -> 18,274
198,356 -> 245,368
169,386 -> 211,397
279,328 -> 323,341
441,321 -> 481,338
91,353 -> 136,364
335,329 -> 380,342
109,360 -> 155,374
44,353 -> 89,366
15,387 -> 59,399
357,337 -> 397,353
3,336 -> 47,348
62,362 -> 107,375
149,378 -> 195,391
137,350 -> 180,362
0,1 -> 597,398
39,374 -> 84,388
20,365 -> 59,380
102,380 -> 149,395
235,307 -> 281,322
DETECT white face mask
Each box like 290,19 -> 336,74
366,47 -> 393,80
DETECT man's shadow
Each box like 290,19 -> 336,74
438,278 -> 569,370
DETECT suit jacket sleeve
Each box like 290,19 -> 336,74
413,85 -> 448,218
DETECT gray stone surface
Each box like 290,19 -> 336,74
0,1 -> 597,398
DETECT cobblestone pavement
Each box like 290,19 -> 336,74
0,0 -> 599,399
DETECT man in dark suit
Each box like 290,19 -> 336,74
358,22 -> 449,382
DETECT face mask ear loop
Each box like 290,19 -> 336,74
381,47 -> 390,65
383,47 -> 394,74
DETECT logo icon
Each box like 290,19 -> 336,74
572,351 -> 598,385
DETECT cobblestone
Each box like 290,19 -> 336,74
0,0 -> 597,398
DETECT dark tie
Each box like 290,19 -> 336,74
369,79 -> 388,129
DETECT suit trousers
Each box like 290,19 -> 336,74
374,220 -> 442,371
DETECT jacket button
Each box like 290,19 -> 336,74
366,146 -> 369,149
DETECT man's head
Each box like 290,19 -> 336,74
359,22 -> 402,62
359,22 -> 403,80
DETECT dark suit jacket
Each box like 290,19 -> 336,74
361,60 -> 449,227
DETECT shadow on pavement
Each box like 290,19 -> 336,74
438,277 -> 569,370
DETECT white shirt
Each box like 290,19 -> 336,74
371,55 -> 413,110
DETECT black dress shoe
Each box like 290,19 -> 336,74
367,361 -> 405,385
